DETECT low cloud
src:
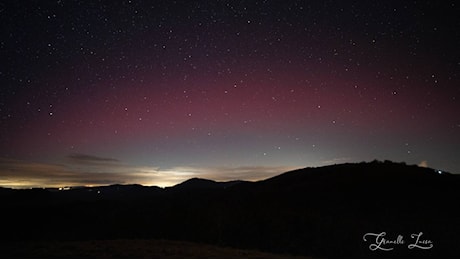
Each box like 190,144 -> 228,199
68,153 -> 120,164
0,156 -> 296,189
153,165 -> 297,187
321,157 -> 351,165
196,166 -> 297,182
418,160 -> 428,168
0,157 -> 157,188
0,158 -> 77,188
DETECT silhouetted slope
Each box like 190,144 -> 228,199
261,161 -> 451,187
236,161 -> 460,257
170,178 -> 247,191
58,184 -> 163,201
0,161 -> 459,258
171,178 -> 222,190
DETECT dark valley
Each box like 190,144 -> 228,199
1,161 -> 459,258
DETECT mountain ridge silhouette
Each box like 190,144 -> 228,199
1,160 -> 454,192
1,160 -> 459,258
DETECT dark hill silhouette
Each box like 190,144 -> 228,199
57,184 -> 163,201
261,160 -> 451,187
0,160 -> 459,258
169,177 -> 247,191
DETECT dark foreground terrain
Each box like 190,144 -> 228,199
1,239 -> 291,258
1,161 -> 459,258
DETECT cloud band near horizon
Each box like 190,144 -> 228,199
0,155 -> 298,189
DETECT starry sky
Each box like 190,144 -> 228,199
1,1 -> 459,188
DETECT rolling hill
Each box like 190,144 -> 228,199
0,160 -> 459,258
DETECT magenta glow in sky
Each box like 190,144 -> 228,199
1,1 -> 459,188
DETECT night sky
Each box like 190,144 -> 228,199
1,1 -> 459,188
